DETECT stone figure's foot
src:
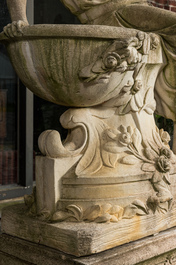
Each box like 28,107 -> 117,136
3,20 -> 28,38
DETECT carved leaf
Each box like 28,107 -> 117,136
101,203 -> 112,214
117,102 -> 131,115
152,130 -> 163,148
123,204 -> 138,219
79,62 -> 94,78
132,199 -> 149,215
114,93 -> 131,108
76,138 -> 103,176
121,155 -> 139,165
38,208 -> 51,221
135,93 -> 143,108
66,205 -> 83,221
168,199 -> 174,210
131,128 -> 142,152
110,205 -> 123,215
142,163 -> 155,172
121,84 -> 131,93
105,129 -> 117,140
92,59 -> 105,73
147,196 -> 159,213
144,87 -> 153,105
130,96 -> 139,112
157,202 -> 169,214
119,125 -> 127,133
163,172 -> 171,185
101,150 -> 118,168
95,213 -> 112,223
83,205 -> 101,221
143,88 -> 156,114
144,107 -> 154,115
135,208 -> 148,216
127,126 -> 133,134
144,147 -> 158,160
110,205 -> 124,220
110,215 -> 119,222
52,211 -> 70,222
103,141 -> 128,154
146,140 -> 160,155
152,171 -> 163,183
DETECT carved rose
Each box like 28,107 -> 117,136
103,52 -> 120,69
79,32 -> 145,83
157,155 -> 171,173
126,47 -> 142,65
160,146 -> 172,159
137,31 -> 145,41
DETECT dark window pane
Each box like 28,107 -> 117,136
0,0 -> 18,185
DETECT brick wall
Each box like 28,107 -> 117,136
148,0 -> 176,11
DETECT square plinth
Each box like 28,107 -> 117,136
1,227 -> 176,265
2,203 -> 176,257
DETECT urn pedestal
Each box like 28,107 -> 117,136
1,23 -> 176,260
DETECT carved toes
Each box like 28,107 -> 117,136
3,20 -> 28,38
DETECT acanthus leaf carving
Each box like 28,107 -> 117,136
66,205 -> 83,221
52,211 -> 71,222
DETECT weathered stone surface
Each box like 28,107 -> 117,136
2,204 -> 176,257
2,0 -> 176,259
1,227 -> 176,264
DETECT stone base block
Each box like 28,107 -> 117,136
2,204 -> 176,257
1,227 -> 176,265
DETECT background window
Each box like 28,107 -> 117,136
0,1 -> 18,186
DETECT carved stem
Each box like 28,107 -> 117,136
6,0 -> 29,24
172,122 -> 176,154
133,111 -> 143,135
128,144 -> 153,163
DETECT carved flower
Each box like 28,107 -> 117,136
137,31 -> 145,41
79,34 -> 144,83
160,146 -> 172,159
126,47 -> 142,65
143,147 -> 172,174
119,132 -> 132,146
103,52 -> 120,69
157,155 -> 171,173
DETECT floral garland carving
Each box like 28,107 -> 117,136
104,124 -> 176,212
51,200 -> 149,223
79,31 -> 159,84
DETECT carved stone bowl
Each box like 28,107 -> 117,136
0,24 -> 138,107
